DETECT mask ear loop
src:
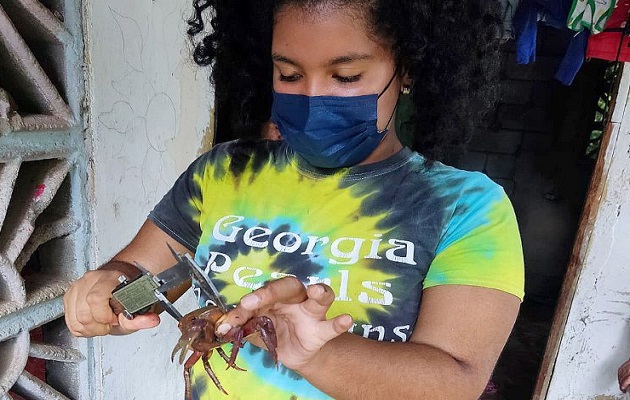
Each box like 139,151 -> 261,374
377,69 -> 401,136
377,70 -> 398,99
377,103 -> 398,137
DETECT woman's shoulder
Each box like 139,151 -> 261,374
409,153 -> 505,200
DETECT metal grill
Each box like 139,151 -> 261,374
0,0 -> 89,399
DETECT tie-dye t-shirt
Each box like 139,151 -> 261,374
148,139 -> 524,400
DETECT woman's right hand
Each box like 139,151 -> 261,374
63,220 -> 195,338
63,269 -> 160,337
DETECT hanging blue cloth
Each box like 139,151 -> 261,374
555,30 -> 589,85
513,0 -> 589,85
513,0 -> 539,64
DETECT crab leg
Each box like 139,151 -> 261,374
217,347 -> 246,371
184,351 -> 203,400
202,351 -> 228,395
227,328 -> 245,367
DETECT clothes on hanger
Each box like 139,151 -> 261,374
586,0 -> 630,61
513,0 -> 589,85
568,0 -> 618,35
556,31 -> 590,83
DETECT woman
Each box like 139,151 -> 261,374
64,1 -> 524,399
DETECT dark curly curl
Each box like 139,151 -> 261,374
187,0 -> 501,162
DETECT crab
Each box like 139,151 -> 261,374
171,305 -> 278,398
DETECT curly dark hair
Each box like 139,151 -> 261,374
187,0 -> 501,162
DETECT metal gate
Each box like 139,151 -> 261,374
0,0 -> 90,398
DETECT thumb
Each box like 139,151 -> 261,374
111,313 -> 161,335
318,314 -> 353,343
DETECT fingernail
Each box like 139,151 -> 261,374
216,323 -> 231,335
240,294 -> 259,308
312,285 -> 324,296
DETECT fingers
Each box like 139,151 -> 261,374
63,278 -> 82,335
64,269 -> 159,338
324,314 -> 354,340
85,277 -> 120,325
242,277 -> 308,310
288,284 -> 352,343
216,279 -> 348,338
304,284 -> 352,342
64,270 -> 118,337
111,313 -> 161,335
216,277 -> 308,334
301,284 -> 336,316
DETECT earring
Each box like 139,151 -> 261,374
401,85 -> 411,95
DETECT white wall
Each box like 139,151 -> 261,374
81,1 -> 630,398
84,0 -> 213,398
547,69 -> 630,399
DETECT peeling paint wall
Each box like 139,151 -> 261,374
85,0 -> 213,398
547,69 -> 630,400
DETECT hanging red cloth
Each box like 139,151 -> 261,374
586,0 -> 630,61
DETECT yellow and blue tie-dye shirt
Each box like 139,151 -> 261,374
148,139 -> 524,400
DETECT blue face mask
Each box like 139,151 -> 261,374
270,74 -> 397,169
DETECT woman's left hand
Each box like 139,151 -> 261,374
215,277 -> 353,370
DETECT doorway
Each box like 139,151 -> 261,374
459,26 -> 623,400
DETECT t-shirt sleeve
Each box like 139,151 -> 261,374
423,179 -> 525,301
147,154 -> 207,252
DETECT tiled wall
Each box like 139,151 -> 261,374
454,25 -> 608,302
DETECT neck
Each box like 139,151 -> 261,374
358,129 -> 404,166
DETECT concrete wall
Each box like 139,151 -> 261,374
545,68 -> 630,400
85,0 -> 213,398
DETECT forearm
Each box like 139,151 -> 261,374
107,220 -> 194,305
297,333 -> 488,400
99,259 -> 142,278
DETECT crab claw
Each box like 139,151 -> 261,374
257,316 -> 278,365
234,316 -> 278,367
171,337 -> 195,364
